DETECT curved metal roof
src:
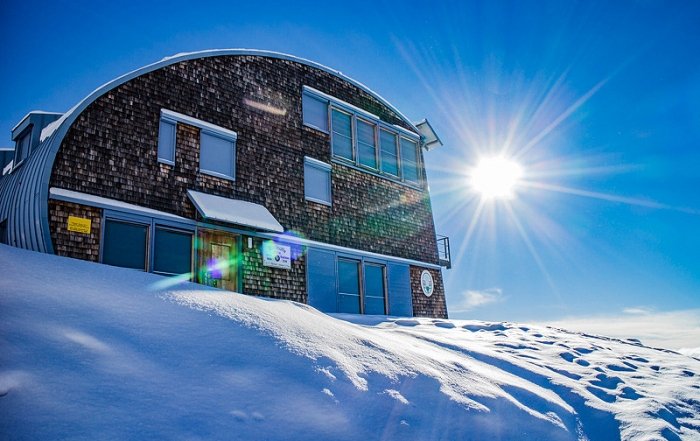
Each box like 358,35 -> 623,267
0,49 -> 419,253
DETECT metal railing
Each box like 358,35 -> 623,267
436,235 -> 451,269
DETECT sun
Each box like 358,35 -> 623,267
469,156 -> 524,200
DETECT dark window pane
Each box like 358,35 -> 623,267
154,228 -> 192,275
103,220 -> 148,270
332,109 -> 353,160
303,93 -> 328,132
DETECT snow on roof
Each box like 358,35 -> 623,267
0,147 -> 14,151
49,187 -> 191,222
39,49 -> 420,144
11,111 -> 63,132
187,189 -> 283,232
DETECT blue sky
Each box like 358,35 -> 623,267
1,1 -> 699,345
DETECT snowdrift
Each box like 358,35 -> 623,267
1,245 -> 698,440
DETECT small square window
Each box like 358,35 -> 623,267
303,92 -> 329,132
157,118 -> 176,164
304,157 -> 332,205
200,131 -> 236,180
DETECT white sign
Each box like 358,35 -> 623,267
262,241 -> 291,269
420,270 -> 434,297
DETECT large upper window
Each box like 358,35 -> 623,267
357,119 -> 377,169
157,118 -> 176,164
304,157 -> 332,206
200,131 -> 236,180
302,92 -> 329,132
159,109 -> 237,181
331,109 -> 353,161
380,129 -> 399,177
302,87 -> 422,187
400,138 -> 420,184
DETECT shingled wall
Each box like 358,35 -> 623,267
48,54 -> 447,317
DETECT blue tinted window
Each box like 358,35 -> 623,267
304,158 -> 332,205
338,259 -> 360,313
401,138 -> 420,184
154,227 -> 192,276
303,93 -> 329,132
364,264 -> 386,315
200,131 -> 236,179
158,119 -> 176,163
103,220 -> 148,271
380,129 -> 399,176
357,119 -> 377,169
332,109 -> 353,160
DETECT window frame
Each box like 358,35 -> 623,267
356,116 -> 378,170
152,225 -> 194,277
159,109 -> 238,182
100,216 -> 151,272
363,262 -> 387,315
157,117 -> 177,165
330,107 -> 354,162
302,91 -> 330,133
199,129 -> 237,181
13,127 -> 32,169
302,87 -> 424,189
400,136 -> 421,185
304,156 -> 332,206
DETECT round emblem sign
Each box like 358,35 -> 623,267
420,270 -> 434,297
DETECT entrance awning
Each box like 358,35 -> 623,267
187,190 -> 284,233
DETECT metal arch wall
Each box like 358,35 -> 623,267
0,133 -> 57,253
0,49 -> 422,255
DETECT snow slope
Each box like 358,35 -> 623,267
1,245 -> 698,440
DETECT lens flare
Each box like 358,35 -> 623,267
469,156 -> 524,200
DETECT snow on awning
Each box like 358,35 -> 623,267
187,190 -> 284,233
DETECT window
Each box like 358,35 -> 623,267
401,138 -> 420,184
304,87 -> 423,187
338,258 -> 361,314
102,219 -> 149,271
364,263 -> 386,315
302,92 -> 329,132
157,118 -> 176,164
304,157 -> 332,205
14,129 -> 31,166
380,129 -> 399,176
357,118 -> 377,169
200,131 -> 236,180
331,109 -> 353,160
153,227 -> 193,276
0,219 -> 7,245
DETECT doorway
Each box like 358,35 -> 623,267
197,229 -> 239,291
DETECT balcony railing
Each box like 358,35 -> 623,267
436,235 -> 451,269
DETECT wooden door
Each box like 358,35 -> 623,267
197,229 -> 239,292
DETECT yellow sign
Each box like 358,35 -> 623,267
67,216 -> 92,234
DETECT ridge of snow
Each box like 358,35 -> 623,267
1,244 -> 699,440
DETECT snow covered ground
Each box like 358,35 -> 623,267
1,244 -> 699,440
